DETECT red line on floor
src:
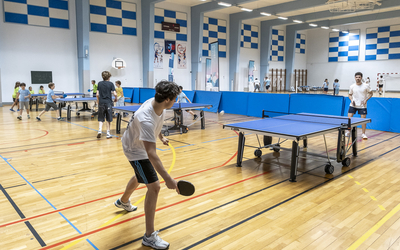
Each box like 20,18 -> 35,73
67,142 -> 85,146
2,129 -> 49,145
40,171 -> 269,250
0,152 -> 238,229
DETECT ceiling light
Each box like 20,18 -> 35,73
309,23 -> 318,27
342,30 -> 349,33
293,20 -> 303,23
241,8 -> 253,12
260,12 -> 271,16
278,17 -> 288,20
321,26 -> 329,29
332,28 -> 340,32
218,2 -> 231,7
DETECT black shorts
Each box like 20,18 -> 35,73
266,85 -> 270,90
13,98 -> 18,102
129,159 -> 158,184
93,93 -> 97,97
379,84 -> 383,88
98,103 -> 113,122
45,102 -> 58,111
324,88 -> 328,92
348,106 -> 367,115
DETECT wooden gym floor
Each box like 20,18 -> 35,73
1,103 -> 400,250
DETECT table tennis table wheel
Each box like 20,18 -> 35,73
163,131 -> 169,136
76,112 -> 80,116
254,149 -> 262,157
273,144 -> 280,152
325,164 -> 334,174
183,128 -> 188,133
342,157 -> 351,167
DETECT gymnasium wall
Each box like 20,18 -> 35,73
89,0 -> 142,90
239,19 -> 261,92
294,31 -> 307,70
306,17 -> 400,91
0,0 -> 79,102
201,10 -> 230,91
153,2 -> 192,90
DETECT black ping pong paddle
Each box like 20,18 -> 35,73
177,180 -> 195,196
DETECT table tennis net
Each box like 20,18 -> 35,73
274,113 -> 351,126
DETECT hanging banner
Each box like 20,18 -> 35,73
165,40 -> 176,54
248,60 -> 255,90
154,39 -> 164,69
205,58 -> 212,90
168,52 -> 174,82
177,43 -> 187,69
210,41 -> 219,91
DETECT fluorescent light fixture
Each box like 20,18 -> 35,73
260,12 -> 271,16
293,20 -> 303,23
332,28 -> 340,32
309,23 -> 318,27
218,2 -> 231,7
321,26 -> 329,29
241,7 -> 253,12
342,30 -> 349,33
278,16 -> 288,20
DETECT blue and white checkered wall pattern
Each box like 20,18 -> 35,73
241,24 -> 258,49
154,8 -> 187,41
296,33 -> 306,54
365,25 -> 400,61
328,30 -> 360,62
90,0 -> 136,36
270,29 -> 284,62
3,0 -> 69,29
202,16 -> 227,58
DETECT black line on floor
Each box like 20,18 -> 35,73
0,184 -> 46,247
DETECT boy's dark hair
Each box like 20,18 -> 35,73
380,75 -> 383,78
20,82 -> 26,87
355,72 -> 363,77
115,80 -> 121,85
92,80 -> 96,83
155,81 -> 180,103
179,86 -> 183,90
40,85 -> 44,89
48,82 -> 55,88
102,71 -> 111,80
334,79 -> 339,82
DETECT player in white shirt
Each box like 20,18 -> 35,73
378,75 -> 385,96
114,81 -> 180,250
348,72 -> 373,139
253,78 -> 260,92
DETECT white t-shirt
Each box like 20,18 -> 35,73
122,98 -> 165,161
378,78 -> 385,86
254,79 -> 260,86
349,83 -> 372,109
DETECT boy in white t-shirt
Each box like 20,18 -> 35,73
378,75 -> 385,96
348,72 -> 373,139
114,81 -> 180,250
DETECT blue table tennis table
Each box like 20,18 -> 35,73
113,103 -> 213,134
30,93 -> 85,111
57,97 -> 132,119
223,112 -> 371,182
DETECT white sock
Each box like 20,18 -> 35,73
107,130 -> 110,134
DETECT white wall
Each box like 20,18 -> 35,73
307,17 -> 400,90
200,11 -> 230,91
239,20 -> 261,92
0,0 -> 79,102
153,2 -> 192,90
90,0 -> 142,89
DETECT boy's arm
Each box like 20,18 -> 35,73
96,91 -> 99,103
143,140 -> 178,191
112,90 -> 117,102
185,96 -> 191,103
16,92 -> 20,99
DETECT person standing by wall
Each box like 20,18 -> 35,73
333,79 -> 340,96
322,79 -> 329,94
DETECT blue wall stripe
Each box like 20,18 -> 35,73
49,0 -> 68,10
106,0 -> 121,9
27,5 -> 49,17
4,12 -> 28,24
90,5 -> 106,15
122,10 -> 136,20
50,18 -> 69,29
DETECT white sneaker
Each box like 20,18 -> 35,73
114,198 -> 137,212
106,131 -> 112,139
27,115 -> 30,119
362,133 -> 368,140
142,231 -> 169,250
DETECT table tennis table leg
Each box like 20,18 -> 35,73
290,140 -> 299,182
200,110 -> 205,129
303,139 -> 307,148
352,127 -> 357,156
29,98 -> 32,111
67,105 -> 71,120
36,99 -> 39,111
116,113 -> 121,134
237,132 -> 245,167
58,103 -> 62,118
